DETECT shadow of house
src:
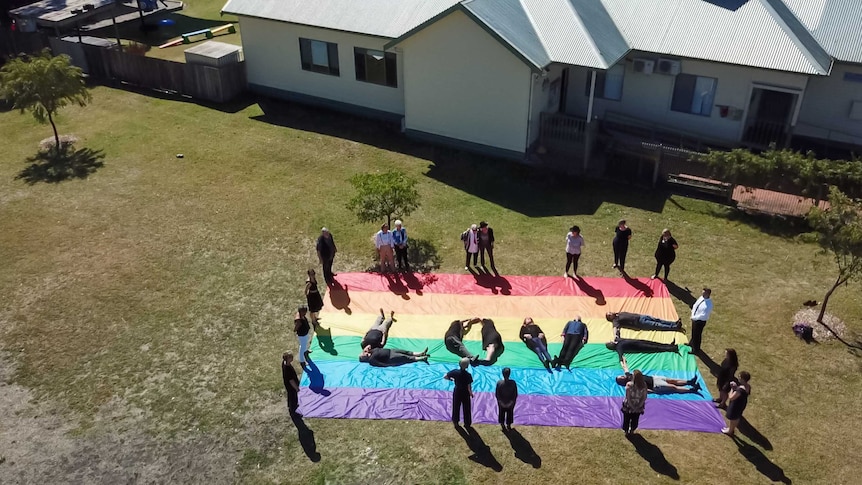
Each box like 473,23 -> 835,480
626,434 -> 680,480
251,98 -> 671,216
17,145 -> 105,184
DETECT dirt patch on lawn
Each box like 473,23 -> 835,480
792,308 -> 848,342
0,353 -> 238,484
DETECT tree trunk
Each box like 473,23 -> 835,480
48,110 -> 60,156
386,214 -> 391,228
818,276 -> 844,323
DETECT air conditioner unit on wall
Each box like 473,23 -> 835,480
656,58 -> 681,75
633,58 -> 654,74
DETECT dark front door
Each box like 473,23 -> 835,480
742,88 -> 797,148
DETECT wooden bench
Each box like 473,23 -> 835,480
667,173 -> 734,202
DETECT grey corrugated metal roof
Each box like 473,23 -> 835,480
599,0 -> 830,75
521,0 -> 626,69
782,0 -> 862,64
463,0 -> 550,69
221,0 -> 458,38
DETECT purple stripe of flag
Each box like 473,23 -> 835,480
298,387 -> 726,433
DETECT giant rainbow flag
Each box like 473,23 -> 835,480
298,272 -> 725,432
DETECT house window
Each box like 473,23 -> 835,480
354,48 -> 397,87
299,38 -> 340,76
671,74 -> 717,116
584,65 -> 624,100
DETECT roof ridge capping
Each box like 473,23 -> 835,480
761,0 -> 832,75
565,0 -> 629,69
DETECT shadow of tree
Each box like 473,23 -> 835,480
733,435 -> 790,483
17,145 -> 105,184
407,238 -> 442,273
626,434 -> 679,480
504,428 -> 541,468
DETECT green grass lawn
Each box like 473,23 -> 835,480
1,84 -> 861,484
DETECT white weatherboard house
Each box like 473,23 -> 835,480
221,0 -> 862,160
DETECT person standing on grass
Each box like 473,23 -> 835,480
294,305 -> 311,368
495,367 -> 518,431
621,369 -> 648,435
461,224 -> 480,270
478,221 -> 496,271
689,288 -> 714,352
612,219 -> 632,274
565,225 -> 585,278
445,357 -> 474,427
722,371 -> 751,436
375,223 -> 396,273
316,227 -> 337,286
305,269 -> 324,329
392,220 -> 410,272
714,348 -> 738,409
651,229 -> 678,280
282,352 -> 302,418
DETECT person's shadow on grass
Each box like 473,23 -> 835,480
695,349 -> 721,377
732,435 -> 790,483
303,356 -> 331,396
504,428 -> 541,468
738,417 -> 773,450
291,414 -> 321,462
455,426 -> 503,472
626,434 -> 679,480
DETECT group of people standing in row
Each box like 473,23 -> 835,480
314,220 -> 679,282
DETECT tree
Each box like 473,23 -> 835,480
806,186 -> 862,323
346,170 -> 420,227
0,50 -> 91,155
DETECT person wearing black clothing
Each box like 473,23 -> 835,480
480,318 -> 505,364
444,317 -> 480,360
652,228 -> 678,280
520,317 -> 553,368
722,371 -> 751,436
294,306 -> 311,367
495,367 -> 518,431
282,352 -> 301,417
714,348 -> 738,408
359,347 -> 428,366
606,338 -> 680,362
316,227 -> 338,285
445,358 -> 474,426
605,311 -> 683,339
553,317 -> 589,370
612,219 -> 632,273
478,221 -> 496,270
360,308 -> 394,350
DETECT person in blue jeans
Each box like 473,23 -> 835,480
520,317 -> 553,369
605,311 -> 683,339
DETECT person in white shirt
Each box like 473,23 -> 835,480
375,223 -> 396,273
565,225 -> 585,278
461,224 -> 480,270
690,288 -> 714,352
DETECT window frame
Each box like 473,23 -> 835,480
671,73 -> 717,116
299,38 -> 340,76
354,47 -> 398,88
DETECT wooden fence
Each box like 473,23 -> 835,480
0,30 -> 50,58
51,38 -> 246,103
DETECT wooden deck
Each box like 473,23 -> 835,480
733,185 -> 829,217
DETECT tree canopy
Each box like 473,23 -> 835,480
806,186 -> 862,323
0,50 -> 91,154
346,170 -> 421,228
